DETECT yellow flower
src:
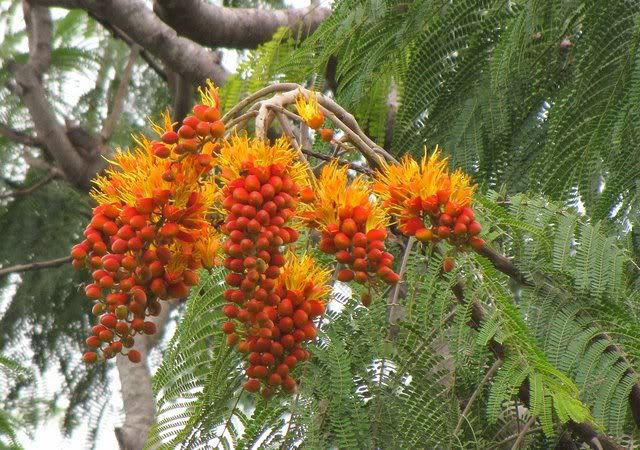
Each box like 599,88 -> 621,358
448,169 -> 475,208
374,147 -> 452,219
279,252 -> 331,300
149,110 -> 175,138
194,229 -> 221,269
295,91 -> 324,129
198,79 -> 220,109
304,161 -> 388,231
217,135 -> 309,188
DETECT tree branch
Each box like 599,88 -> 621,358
32,0 -> 229,85
0,256 -> 71,277
0,169 -> 60,200
153,0 -> 329,49
100,46 -> 139,142
0,122 -> 43,149
87,12 -> 167,82
114,300 -> 176,450
11,3 -> 90,189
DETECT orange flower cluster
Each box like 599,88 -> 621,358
374,148 -> 484,270
218,137 -> 329,396
301,162 -> 399,305
70,83 -> 222,364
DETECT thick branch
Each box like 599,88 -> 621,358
0,256 -> 71,277
12,4 -> 89,188
153,0 -> 329,49
32,0 -> 228,85
115,301 -> 176,450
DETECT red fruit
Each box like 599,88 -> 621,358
319,128 -> 334,142
278,298 -> 294,316
222,322 -> 235,334
160,223 -> 179,238
341,218 -> 358,237
99,330 -> 114,342
437,189 -> 450,204
210,120 -> 225,138
262,352 -> 275,366
303,323 -> 317,339
334,232 -> 351,250
245,175 -> 261,192
204,107 -> 221,122
86,336 -> 101,348
280,334 -> 295,348
335,250 -> 352,264
110,239 -> 128,254
178,125 -> 195,139
292,309 -> 309,328
268,373 -> 282,386
469,237 -> 485,250
279,317 -> 294,333
439,214 -> 453,226
437,226 -> 451,238
460,207 -> 475,221
352,205 -> 369,225
454,222 -> 467,236
161,131 -> 179,144
128,350 -> 141,363
143,321 -> 157,335
337,269 -> 354,282
366,228 -> 387,242
468,221 -> 482,236
352,258 -> 367,271
135,197 -> 154,215
442,257 -> 455,272
354,271 -> 368,284
249,352 -> 262,365
284,355 -> 298,369
83,352 -> 97,363
352,232 -> 367,248
383,271 -> 400,284
308,300 -> 325,317
195,121 -> 211,136
282,377 -> 296,392
115,322 -> 129,335
100,314 -> 117,329
244,379 -> 261,393
276,364 -> 290,378
415,228 -> 433,242
71,245 -> 87,260
223,304 -> 239,318
85,284 -> 102,299
300,187 -> 315,203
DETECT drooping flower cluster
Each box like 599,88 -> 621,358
218,136 -> 327,396
301,162 -> 399,306
235,253 -> 330,397
70,84 -> 223,364
374,148 -> 483,270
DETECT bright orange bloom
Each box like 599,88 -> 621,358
302,161 -> 388,232
279,252 -> 331,301
295,91 -> 324,129
194,229 -> 221,269
217,135 -> 310,187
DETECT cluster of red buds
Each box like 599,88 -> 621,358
217,136 -> 328,396
301,162 -> 399,306
71,83 -> 222,363
374,149 -> 484,271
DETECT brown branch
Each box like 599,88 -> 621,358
300,148 -> 372,175
0,122 -> 43,149
101,46 -> 139,141
87,12 -> 167,82
11,4 -> 90,189
454,358 -> 503,435
0,256 -> 71,277
153,0 -> 330,49
0,170 -> 60,199
32,0 -> 229,85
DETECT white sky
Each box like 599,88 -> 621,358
11,0 -> 336,449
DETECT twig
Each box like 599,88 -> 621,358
387,237 -> 415,329
88,12 -> 167,81
300,148 -> 372,175
0,170 -> 60,200
0,256 -> 71,277
100,46 -> 139,141
0,122 -> 43,149
495,427 -> 543,447
211,389 -> 245,449
510,415 -> 537,450
224,109 -> 259,134
222,83 -> 302,123
454,359 -> 503,435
